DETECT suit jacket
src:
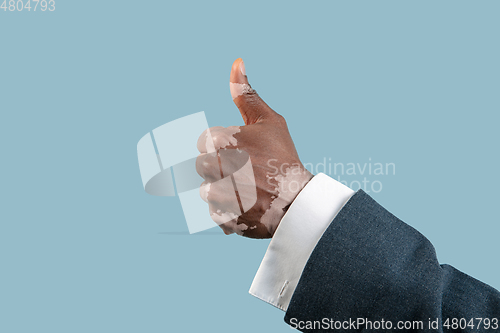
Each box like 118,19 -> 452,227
285,190 -> 500,332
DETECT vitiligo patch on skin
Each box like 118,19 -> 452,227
198,126 -> 241,152
204,152 -> 257,227
230,83 -> 255,100
215,126 -> 240,149
196,128 -> 258,234
207,175 -> 242,219
199,182 -> 210,202
260,166 -> 313,236
211,211 -> 239,225
214,218 -> 250,236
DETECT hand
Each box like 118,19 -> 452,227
196,58 -> 313,238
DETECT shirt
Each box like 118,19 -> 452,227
249,173 -> 355,311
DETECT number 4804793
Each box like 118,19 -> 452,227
1,0 -> 56,11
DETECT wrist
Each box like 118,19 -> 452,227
267,167 -> 314,236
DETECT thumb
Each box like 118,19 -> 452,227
230,58 -> 278,125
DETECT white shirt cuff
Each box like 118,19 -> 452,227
248,173 -> 355,311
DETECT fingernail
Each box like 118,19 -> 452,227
223,229 -> 234,235
240,60 -> 246,76
230,58 -> 252,100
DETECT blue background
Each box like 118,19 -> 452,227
1,1 -> 499,332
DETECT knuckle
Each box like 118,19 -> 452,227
211,132 -> 223,148
199,181 -> 210,202
211,127 -> 240,149
196,129 -> 209,153
195,154 -> 207,178
196,153 -> 219,180
274,113 -> 287,125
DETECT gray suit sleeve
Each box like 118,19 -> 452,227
284,190 -> 500,332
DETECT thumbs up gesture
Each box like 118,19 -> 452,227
196,58 -> 313,238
